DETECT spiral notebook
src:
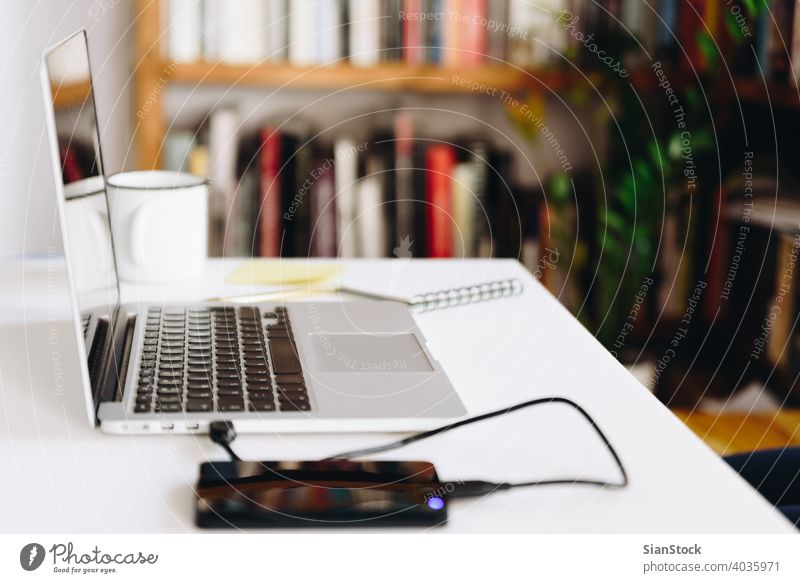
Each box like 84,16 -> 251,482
214,274 -> 523,312
337,278 -> 524,312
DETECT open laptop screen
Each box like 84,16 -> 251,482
43,31 -> 119,317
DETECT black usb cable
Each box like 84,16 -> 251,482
209,396 -> 629,499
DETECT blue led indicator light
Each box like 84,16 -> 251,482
427,497 -> 445,511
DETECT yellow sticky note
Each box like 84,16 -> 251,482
226,260 -> 343,286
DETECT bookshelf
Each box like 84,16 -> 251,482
133,0 -> 578,169
132,0 -> 796,170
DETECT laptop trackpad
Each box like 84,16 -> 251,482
309,334 -> 434,373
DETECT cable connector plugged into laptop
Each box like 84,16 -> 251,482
209,421 -> 240,461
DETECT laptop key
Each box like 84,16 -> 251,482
244,371 -> 272,386
279,400 -> 310,412
246,376 -> 271,386
134,403 -> 150,413
269,338 -> 302,373
248,389 -> 273,399
216,371 -> 242,380
186,389 -> 212,399
217,377 -> 243,385
188,358 -> 213,366
187,371 -> 213,379
267,328 -> 291,339
277,389 -> 308,401
275,374 -> 304,384
249,399 -> 276,412
218,397 -> 244,412
187,381 -> 212,391
245,365 -> 270,375
156,395 -> 182,404
159,365 -> 184,373
186,398 -> 213,412
156,402 -> 181,413
215,364 -> 241,373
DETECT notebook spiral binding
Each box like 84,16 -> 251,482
410,278 -> 523,312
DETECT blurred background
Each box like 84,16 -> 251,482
4,0 -> 800,454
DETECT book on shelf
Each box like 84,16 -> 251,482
288,129 -> 315,256
161,109 -> 555,266
402,0 -> 425,65
310,148 -> 338,257
334,137 -> 360,257
486,0 -> 508,64
264,0 -> 288,60
357,150 -> 389,258
451,160 -> 475,258
425,143 -> 456,258
207,107 -> 240,256
218,0 -> 267,64
317,0 -> 344,65
257,126 -> 282,257
288,0 -> 316,66
348,0 -> 382,67
394,111 -> 415,245
163,130 -> 195,174
167,0 -> 202,62
163,0 -> 579,69
383,0 -> 403,62
234,133 -> 261,256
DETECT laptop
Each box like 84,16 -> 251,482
41,30 -> 466,434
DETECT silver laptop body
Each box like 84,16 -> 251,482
41,30 -> 466,434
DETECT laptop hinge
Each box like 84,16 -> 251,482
93,306 -> 136,414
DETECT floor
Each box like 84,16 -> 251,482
628,362 -> 800,456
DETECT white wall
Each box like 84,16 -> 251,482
0,0 -> 135,258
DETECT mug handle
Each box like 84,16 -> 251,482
131,203 -> 155,267
86,209 -> 111,270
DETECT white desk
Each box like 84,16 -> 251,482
0,257 -> 794,533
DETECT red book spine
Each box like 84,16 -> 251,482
258,127 -> 281,257
679,0 -> 707,71
461,0 -> 487,66
426,144 -> 455,258
403,0 -> 422,64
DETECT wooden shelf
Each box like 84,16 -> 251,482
166,61 -> 571,94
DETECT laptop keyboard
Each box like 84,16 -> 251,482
134,306 -> 310,414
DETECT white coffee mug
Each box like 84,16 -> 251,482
63,175 -> 116,293
106,170 -> 208,283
